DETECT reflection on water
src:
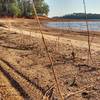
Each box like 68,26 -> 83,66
47,21 -> 100,32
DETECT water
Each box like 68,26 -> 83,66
47,21 -> 100,32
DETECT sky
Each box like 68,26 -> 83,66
45,0 -> 100,17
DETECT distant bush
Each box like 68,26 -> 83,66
54,13 -> 100,19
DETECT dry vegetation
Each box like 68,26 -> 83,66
0,19 -> 100,100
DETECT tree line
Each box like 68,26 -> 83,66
0,0 -> 49,18
54,13 -> 100,19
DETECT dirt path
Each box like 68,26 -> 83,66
0,26 -> 100,52
0,68 -> 23,100
0,59 -> 43,100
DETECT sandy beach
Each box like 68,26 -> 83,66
0,18 -> 100,100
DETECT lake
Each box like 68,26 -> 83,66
47,21 -> 100,32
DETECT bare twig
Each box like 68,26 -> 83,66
31,0 -> 64,100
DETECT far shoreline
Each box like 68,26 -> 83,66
1,17 -> 100,22
46,18 -> 100,22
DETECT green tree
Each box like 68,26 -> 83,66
21,0 -> 34,17
0,4 -> 3,12
41,2 -> 49,15
9,3 -> 21,17
33,0 -> 49,15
